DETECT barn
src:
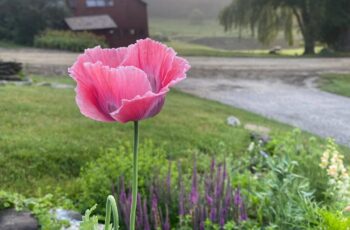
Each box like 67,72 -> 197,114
65,0 -> 149,48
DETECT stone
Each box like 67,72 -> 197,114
35,82 -> 52,87
244,123 -> 270,135
14,80 -> 32,86
52,209 -> 105,230
50,83 -> 74,89
227,116 -> 241,127
0,208 -> 39,230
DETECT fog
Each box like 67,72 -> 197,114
144,0 -> 232,19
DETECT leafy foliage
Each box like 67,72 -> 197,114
0,190 -> 72,230
80,204 -> 100,230
219,0 -> 349,54
0,0 -> 68,44
319,0 -> 350,51
78,141 -> 176,214
34,30 -> 108,52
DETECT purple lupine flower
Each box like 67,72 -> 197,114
223,183 -> 232,220
223,160 -> 227,182
163,205 -> 170,230
206,194 -> 213,206
199,221 -> 205,230
166,162 -> 171,196
199,206 -> 206,230
210,158 -> 216,179
210,207 -> 217,222
151,192 -> 160,229
240,201 -> 248,221
143,199 -> 150,230
137,193 -> 143,229
119,177 -> 127,204
190,159 -> 199,205
178,162 -> 185,217
215,164 -> 223,200
219,207 -> 225,227
234,188 -> 242,207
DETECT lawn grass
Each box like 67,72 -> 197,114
0,80 -> 299,196
318,73 -> 350,97
149,18 -> 246,39
165,40 -> 324,57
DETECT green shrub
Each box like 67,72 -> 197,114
266,129 -> 330,203
318,209 -> 350,230
78,140 -> 177,214
34,30 -> 108,52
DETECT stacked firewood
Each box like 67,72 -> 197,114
0,61 -> 22,80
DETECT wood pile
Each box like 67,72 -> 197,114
0,61 -> 22,80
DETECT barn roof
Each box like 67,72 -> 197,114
65,15 -> 117,31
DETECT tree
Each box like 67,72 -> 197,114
0,0 -> 69,45
219,0 -> 325,55
320,0 -> 350,52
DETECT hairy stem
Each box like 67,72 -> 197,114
105,195 -> 119,230
130,121 -> 139,230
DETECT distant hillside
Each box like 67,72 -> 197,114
144,0 -> 232,19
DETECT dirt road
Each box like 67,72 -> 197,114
1,48 -> 350,145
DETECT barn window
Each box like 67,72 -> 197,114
86,0 -> 114,7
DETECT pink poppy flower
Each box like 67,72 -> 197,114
69,38 -> 190,123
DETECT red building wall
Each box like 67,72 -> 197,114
70,0 -> 149,47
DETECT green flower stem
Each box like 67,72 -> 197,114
130,121 -> 139,230
104,195 -> 119,230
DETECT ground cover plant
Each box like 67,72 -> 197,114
78,130 -> 350,229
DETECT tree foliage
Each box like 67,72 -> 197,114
219,0 -> 350,54
0,0 -> 69,45
320,0 -> 350,51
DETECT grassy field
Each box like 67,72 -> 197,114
0,76 -> 302,196
149,18 -> 244,39
165,40 -> 323,57
318,73 -> 350,97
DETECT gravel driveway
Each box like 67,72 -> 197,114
1,48 -> 350,145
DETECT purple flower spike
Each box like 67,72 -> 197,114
143,199 -> 150,230
190,159 -> 199,205
219,208 -> 225,227
234,188 -> 242,207
178,162 -> 185,217
163,205 -> 170,230
240,201 -> 248,221
215,164 -> 223,200
210,207 -> 217,222
223,160 -> 227,181
119,177 -> 127,204
210,158 -> 216,179
206,194 -> 213,206
137,193 -> 143,228
151,192 -> 160,229
166,162 -> 172,198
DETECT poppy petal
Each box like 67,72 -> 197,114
69,46 -> 127,84
122,38 -> 177,92
110,90 -> 168,123
76,63 -> 152,122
